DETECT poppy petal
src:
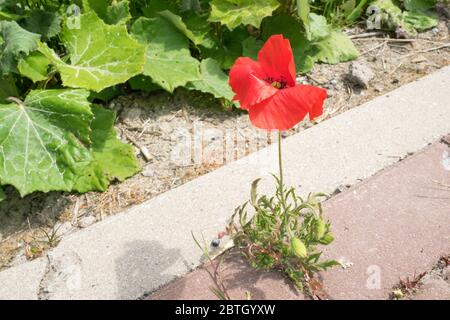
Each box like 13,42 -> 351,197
229,57 -> 278,110
257,35 -> 296,88
248,85 -> 327,130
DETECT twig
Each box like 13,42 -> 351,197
415,43 -> 450,54
389,42 -> 450,75
137,118 -> 152,138
389,61 -> 404,75
85,193 -> 91,207
360,41 -> 387,55
401,43 -> 450,59
414,195 -> 450,200
72,198 -> 80,226
168,110 -> 182,121
349,31 -> 386,39
124,131 -> 152,162
353,38 -> 416,43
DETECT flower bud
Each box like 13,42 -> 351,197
314,218 -> 326,240
291,238 -> 308,258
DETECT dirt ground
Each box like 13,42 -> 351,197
1,20 -> 449,271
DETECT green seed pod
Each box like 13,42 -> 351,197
291,238 -> 308,258
315,218 -> 326,240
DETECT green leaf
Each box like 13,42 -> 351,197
242,37 -> 263,60
367,0 -> 438,34
187,58 -> 234,100
306,13 -> 332,41
128,75 -> 162,92
200,26 -> 247,70
0,75 -> 18,103
319,233 -> 334,245
0,0 -> 22,21
159,10 -> 216,49
0,21 -> 40,75
131,16 -> 200,93
312,30 -> 359,64
262,14 -> 358,73
0,89 -> 93,196
0,186 -> 5,202
402,11 -> 438,31
22,9 -> 62,39
17,51 -> 50,82
344,0 -> 368,24
262,14 -> 315,73
250,178 -> 261,205
404,0 -> 437,12
82,0 -> 131,24
317,259 -> 340,270
296,0 -> 310,25
142,0 -> 180,17
38,12 -> 146,92
181,0 -> 203,12
89,85 -> 125,102
73,105 -> 140,193
208,0 -> 280,30
0,11 -> 22,21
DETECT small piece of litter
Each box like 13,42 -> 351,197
338,257 -> 354,269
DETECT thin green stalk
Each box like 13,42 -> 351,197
278,131 -> 283,189
278,131 -> 289,236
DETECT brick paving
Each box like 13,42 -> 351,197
148,137 -> 450,300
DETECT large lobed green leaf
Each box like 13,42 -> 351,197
0,89 -> 93,196
0,20 -> 41,75
73,105 -> 140,193
313,30 -> 360,64
208,0 -> 280,30
38,12 -> 146,92
22,9 -> 62,39
262,14 -> 359,73
402,11 -> 438,31
242,37 -> 263,60
141,0 -> 180,17
305,13 -> 332,41
199,26 -> 247,70
131,16 -> 201,93
187,58 -> 234,100
296,0 -> 310,26
0,89 -> 140,199
82,0 -> 131,24
404,0 -> 437,12
17,51 -> 51,82
159,10 -> 216,49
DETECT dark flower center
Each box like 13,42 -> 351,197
265,76 -> 288,89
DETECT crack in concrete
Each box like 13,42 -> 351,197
37,250 -> 83,300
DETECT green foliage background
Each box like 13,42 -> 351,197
0,0 -> 439,201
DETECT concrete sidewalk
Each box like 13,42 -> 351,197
0,66 -> 449,300
149,137 -> 450,300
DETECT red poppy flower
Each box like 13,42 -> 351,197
229,35 -> 327,130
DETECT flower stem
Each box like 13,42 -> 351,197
278,131 -> 289,235
278,131 -> 283,189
